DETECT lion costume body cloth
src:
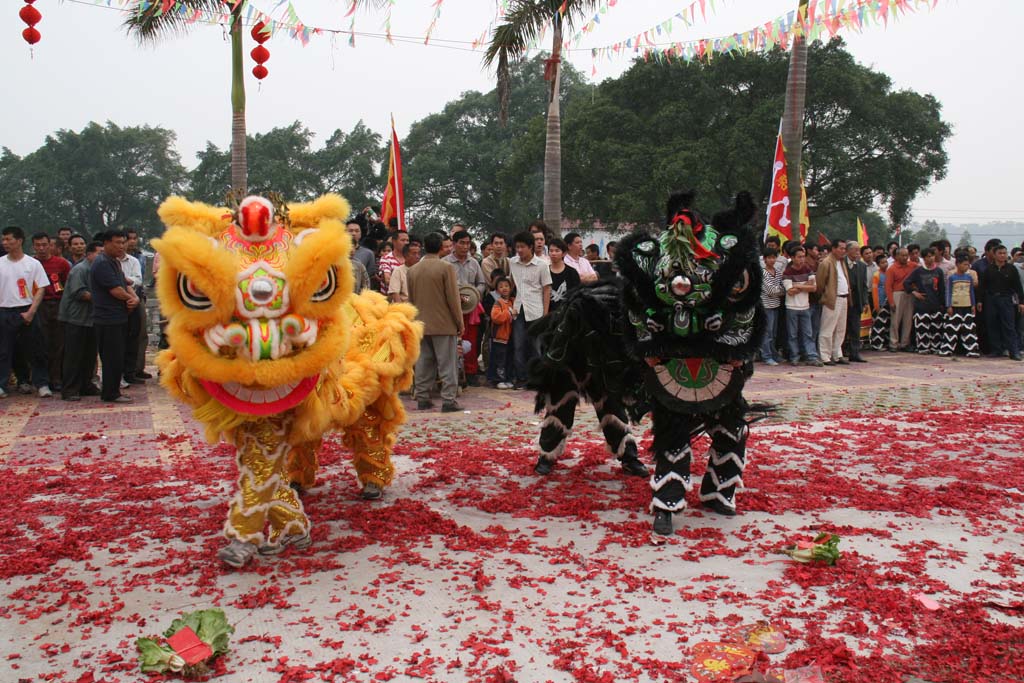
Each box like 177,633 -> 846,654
529,191 -> 765,529
153,194 -> 422,556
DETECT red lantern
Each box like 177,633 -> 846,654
20,0 -> 41,47
250,21 -> 270,81
251,21 -> 270,44
251,45 -> 270,65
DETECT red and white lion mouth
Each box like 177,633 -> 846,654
198,375 -> 319,416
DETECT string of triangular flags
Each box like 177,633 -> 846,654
69,0 -> 942,60
590,0 -> 942,74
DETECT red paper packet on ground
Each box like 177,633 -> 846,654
690,641 -> 756,682
166,626 -> 214,665
724,621 -> 787,654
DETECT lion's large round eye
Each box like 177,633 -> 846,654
311,267 -> 337,303
178,274 -> 213,310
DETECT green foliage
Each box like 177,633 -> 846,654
0,122 -> 186,241
902,219 -> 947,247
561,39 -> 949,232
402,54 -> 591,236
189,120 -> 385,211
812,209 -> 889,248
958,229 -> 973,249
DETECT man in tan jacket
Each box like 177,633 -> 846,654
816,238 -> 852,365
408,232 -> 464,412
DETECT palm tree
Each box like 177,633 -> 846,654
484,0 -> 598,236
125,1 -> 384,195
781,0 -> 811,228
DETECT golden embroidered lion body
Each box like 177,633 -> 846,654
153,193 -> 421,555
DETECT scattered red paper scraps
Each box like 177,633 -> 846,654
2,402 -> 1024,681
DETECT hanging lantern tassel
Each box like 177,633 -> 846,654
251,21 -> 270,81
20,0 -> 42,49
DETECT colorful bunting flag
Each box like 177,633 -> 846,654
856,217 -> 869,246
798,181 -> 810,241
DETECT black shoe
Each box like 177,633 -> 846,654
824,360 -> 836,366
849,356 -> 867,363
61,394 -> 81,402
619,456 -> 649,477
123,376 -> 145,385
466,374 -> 481,387
289,481 -> 307,497
361,482 -> 383,500
81,384 -> 101,396
1012,354 -> 1023,362
416,400 -> 435,410
441,400 -> 462,413
702,499 -> 737,517
835,358 -> 850,365
653,510 -> 674,536
534,458 -> 553,475
137,371 -> 154,380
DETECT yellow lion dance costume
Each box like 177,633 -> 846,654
153,193 -> 422,568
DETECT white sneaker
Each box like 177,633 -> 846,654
38,386 -> 53,398
0,388 -> 8,399
119,379 -> 129,389
496,382 -> 513,390
18,383 -> 32,395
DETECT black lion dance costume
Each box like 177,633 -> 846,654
529,190 -> 765,535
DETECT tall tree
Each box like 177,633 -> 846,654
957,229 -> 973,249
125,1 -> 384,194
558,41 -> 949,231
0,122 -> 186,239
781,0 -> 811,226
402,55 -> 588,236
484,0 -> 598,236
188,121 -> 386,210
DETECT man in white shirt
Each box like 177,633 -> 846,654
509,231 -> 551,388
0,226 -> 52,398
816,239 -> 851,365
563,232 -> 598,284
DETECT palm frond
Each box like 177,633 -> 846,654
482,0 -> 601,125
123,0 -> 225,43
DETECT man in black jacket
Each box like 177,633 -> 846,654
978,243 -> 1024,360
844,241 -> 869,362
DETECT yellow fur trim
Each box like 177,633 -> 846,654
158,196 -> 230,236
288,194 -> 351,229
284,220 -> 354,317
152,227 -> 239,323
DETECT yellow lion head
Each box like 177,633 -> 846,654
154,193 -> 354,428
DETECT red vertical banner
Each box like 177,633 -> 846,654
380,115 -> 406,232
764,131 -> 792,243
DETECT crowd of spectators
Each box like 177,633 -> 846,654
760,235 -> 1024,367
343,216 -> 619,411
1,226 -> 151,401
5,214 -> 1022,407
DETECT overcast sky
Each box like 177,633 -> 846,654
2,0 -> 1022,235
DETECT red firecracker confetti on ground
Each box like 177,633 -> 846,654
1,396 -> 1023,682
